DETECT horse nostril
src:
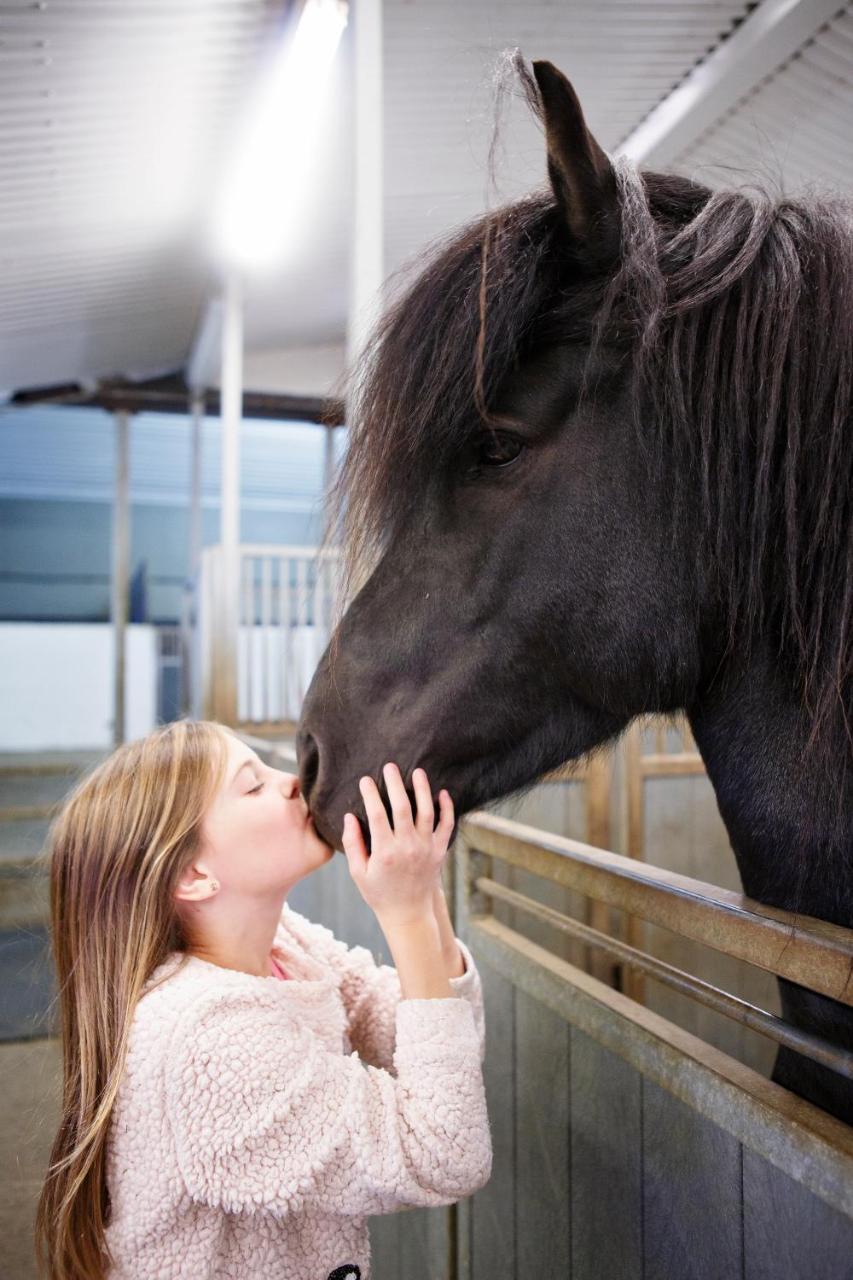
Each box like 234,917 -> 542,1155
297,731 -> 320,806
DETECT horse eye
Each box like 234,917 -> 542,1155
473,431 -> 525,470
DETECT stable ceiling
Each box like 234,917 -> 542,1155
0,0 -> 850,400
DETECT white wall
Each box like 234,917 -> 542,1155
0,623 -> 158,750
240,342 -> 346,398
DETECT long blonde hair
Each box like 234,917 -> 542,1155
35,719 -> 229,1280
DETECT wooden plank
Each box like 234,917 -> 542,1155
622,724 -> 653,1003
491,783 -> 596,972
470,916 -> 853,1219
571,1028 -> 642,1280
642,1080 -> 743,1280
584,753 -> 619,985
743,1149 -> 853,1280
397,1204 -> 432,1280
369,1215 -> 400,1279
641,753 -> 706,776
641,770 -> 782,1076
424,1205 -> 452,1280
470,963 -> 515,1280
515,989 -> 570,1277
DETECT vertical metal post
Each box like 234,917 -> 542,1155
111,409 -> 130,746
182,390 -> 205,716
322,422 -> 337,545
347,0 -> 383,370
216,267 -> 243,725
189,391 -> 204,587
345,0 -> 383,602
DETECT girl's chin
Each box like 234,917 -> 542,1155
304,817 -> 334,862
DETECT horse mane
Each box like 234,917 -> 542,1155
337,136 -> 853,787
612,162 -> 853,775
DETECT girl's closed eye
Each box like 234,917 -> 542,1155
247,780 -> 264,795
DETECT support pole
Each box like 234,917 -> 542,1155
182,390 -> 205,716
216,267 -> 243,726
111,409 -> 130,746
189,391 -> 204,586
345,0 -> 383,597
322,422 -> 337,544
347,0 -> 383,370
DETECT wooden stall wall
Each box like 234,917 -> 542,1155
457,898 -> 853,1280
491,720 -> 781,1079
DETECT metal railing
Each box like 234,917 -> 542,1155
458,811 -> 853,1219
196,544 -> 342,724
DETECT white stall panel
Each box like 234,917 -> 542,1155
0,623 -> 158,751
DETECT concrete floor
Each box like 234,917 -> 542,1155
0,753 -> 96,1276
0,1037 -> 61,1279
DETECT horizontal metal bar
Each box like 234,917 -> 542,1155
469,915 -> 853,1220
237,544 -> 342,560
475,875 -> 853,1080
462,812 -> 853,1007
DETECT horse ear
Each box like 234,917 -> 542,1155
531,61 -> 620,264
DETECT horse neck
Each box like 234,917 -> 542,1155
686,641 -> 853,928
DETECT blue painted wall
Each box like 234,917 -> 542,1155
0,405 -> 345,623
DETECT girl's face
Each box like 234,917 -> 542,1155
196,732 -> 334,901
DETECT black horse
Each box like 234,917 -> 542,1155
298,60 -> 853,1124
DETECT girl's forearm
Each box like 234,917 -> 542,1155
378,913 -> 454,999
432,882 -> 467,978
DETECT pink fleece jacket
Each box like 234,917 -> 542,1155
104,903 -> 491,1279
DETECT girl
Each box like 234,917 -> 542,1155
35,719 -> 491,1280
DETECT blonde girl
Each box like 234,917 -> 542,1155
35,719 -> 491,1280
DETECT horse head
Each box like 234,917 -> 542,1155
298,61 -> 851,879
298,62 -> 717,847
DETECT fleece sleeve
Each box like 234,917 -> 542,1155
287,910 -> 486,1070
166,990 -> 492,1219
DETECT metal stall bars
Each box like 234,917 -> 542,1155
621,716 -> 783,1074
456,811 -> 853,1280
197,544 -> 341,728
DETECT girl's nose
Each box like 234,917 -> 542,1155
280,772 -> 301,800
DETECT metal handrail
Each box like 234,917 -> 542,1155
474,874 -> 853,1079
462,811 -> 853,1007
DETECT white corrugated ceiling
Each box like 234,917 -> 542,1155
381,0 -> 755,279
672,4 -> 853,193
0,0 -> 850,401
0,0 -> 288,393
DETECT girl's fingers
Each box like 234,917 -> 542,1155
359,775 -> 392,841
341,813 -> 369,876
435,789 -> 455,845
383,762 -> 415,833
411,767 -> 434,832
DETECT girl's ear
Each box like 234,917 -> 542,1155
174,862 -> 219,903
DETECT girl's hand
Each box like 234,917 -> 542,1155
341,763 -> 455,927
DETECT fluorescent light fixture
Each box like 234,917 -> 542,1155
212,0 -> 348,271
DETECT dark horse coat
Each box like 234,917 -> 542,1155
299,60 -> 853,1125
